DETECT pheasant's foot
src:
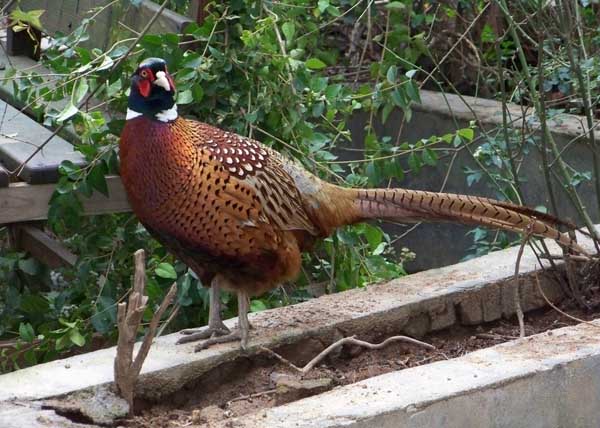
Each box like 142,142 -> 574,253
194,330 -> 241,352
176,323 -> 231,344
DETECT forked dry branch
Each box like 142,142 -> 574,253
114,249 -> 177,416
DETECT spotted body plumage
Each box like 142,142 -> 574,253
120,58 -> 586,351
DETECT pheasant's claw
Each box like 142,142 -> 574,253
194,331 -> 241,352
176,324 -> 231,345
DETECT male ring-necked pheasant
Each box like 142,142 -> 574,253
120,58 -> 585,351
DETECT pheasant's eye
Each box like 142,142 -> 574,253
140,69 -> 149,79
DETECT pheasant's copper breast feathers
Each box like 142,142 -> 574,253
120,117 -> 320,293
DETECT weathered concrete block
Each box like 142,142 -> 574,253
481,283 -> 503,322
429,300 -> 456,331
402,312 -> 430,338
458,293 -> 483,325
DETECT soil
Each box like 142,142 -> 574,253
123,301 -> 600,428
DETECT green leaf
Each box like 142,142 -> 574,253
177,89 -> 193,104
10,8 -> 44,30
408,152 -> 421,173
18,258 -> 39,275
69,328 -> 86,347
96,55 -> 114,71
250,299 -> 268,312
422,148 -> 438,166
391,88 -> 407,108
363,223 -> 383,250
73,79 -> 89,104
20,294 -> 49,314
306,58 -> 327,70
56,103 -> 79,122
458,128 -> 474,141
385,1 -> 406,10
87,163 -> 108,197
282,22 -> 295,42
406,80 -> 421,103
318,0 -> 330,12
55,333 -> 70,350
141,34 -> 163,46
386,65 -> 397,84
326,5 -> 341,16
19,322 -> 35,342
155,262 -> 177,279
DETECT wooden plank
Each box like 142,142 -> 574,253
188,0 -> 210,24
13,224 -> 77,268
15,0 -> 191,51
0,163 -> 8,187
0,98 -> 85,184
0,175 -> 131,225
124,0 -> 193,35
15,0 -> 113,50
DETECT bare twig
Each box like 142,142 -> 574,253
114,249 -> 177,416
534,273 -> 600,329
226,389 -> 277,407
513,222 -> 535,338
261,334 -> 435,376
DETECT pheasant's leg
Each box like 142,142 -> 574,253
177,277 -> 230,344
237,290 -> 251,350
191,290 -> 252,352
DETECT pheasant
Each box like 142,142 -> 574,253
119,58 -> 586,351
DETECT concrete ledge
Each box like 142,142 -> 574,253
0,234 -> 585,405
226,319 -> 600,428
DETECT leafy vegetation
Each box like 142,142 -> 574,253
2,0 -> 599,371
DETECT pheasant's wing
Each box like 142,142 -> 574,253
186,120 -> 320,236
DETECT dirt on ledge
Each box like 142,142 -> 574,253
123,298 -> 600,428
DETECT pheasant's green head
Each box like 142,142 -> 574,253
127,57 -> 177,122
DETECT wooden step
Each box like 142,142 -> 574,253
0,163 -> 8,187
0,100 -> 86,184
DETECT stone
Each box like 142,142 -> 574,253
458,294 -> 483,325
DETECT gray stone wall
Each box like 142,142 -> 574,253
346,90 -> 598,271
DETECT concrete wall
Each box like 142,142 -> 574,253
347,90 -> 599,271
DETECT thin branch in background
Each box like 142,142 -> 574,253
534,272 -> 600,329
535,26 -> 560,220
513,222 -> 535,338
558,0 -> 600,218
497,42 -> 523,203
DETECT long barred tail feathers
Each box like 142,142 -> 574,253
344,187 -> 588,255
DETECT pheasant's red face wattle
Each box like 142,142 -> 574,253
137,78 -> 151,98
